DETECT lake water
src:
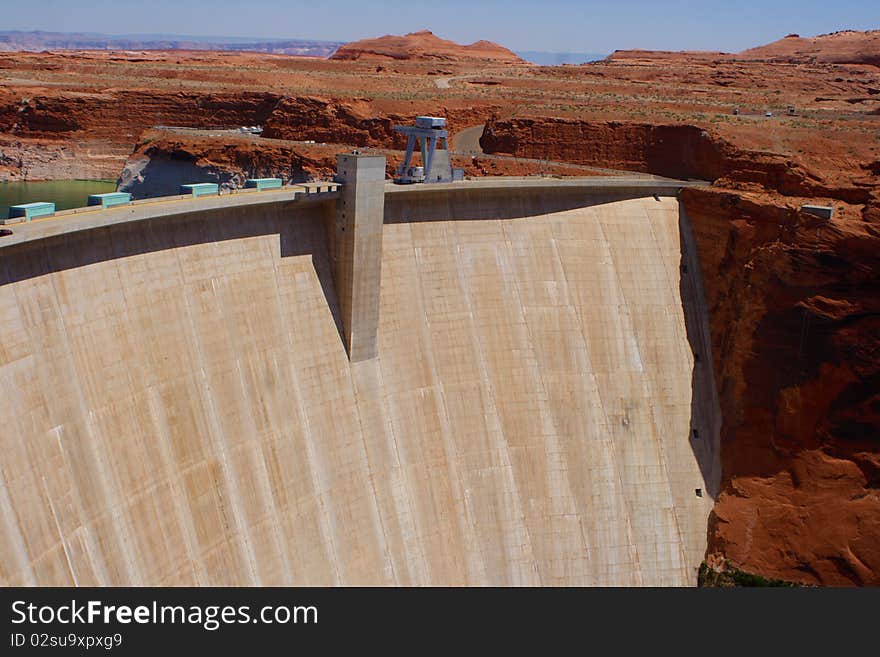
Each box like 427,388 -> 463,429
1,180 -> 117,218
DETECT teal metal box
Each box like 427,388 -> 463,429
246,178 -> 283,191
88,192 -> 132,209
9,202 -> 55,221
180,183 -> 219,198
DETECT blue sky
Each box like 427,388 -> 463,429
2,0 -> 877,54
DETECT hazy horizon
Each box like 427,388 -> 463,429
1,0 -> 877,54
0,29 -> 609,62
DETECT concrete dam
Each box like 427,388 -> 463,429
0,158 -> 721,586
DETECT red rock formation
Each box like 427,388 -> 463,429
0,88 -> 291,181
116,128 -> 590,198
609,30 -> 880,67
0,84 -> 498,180
479,117 -> 873,202
262,96 -> 407,148
2,90 -> 283,141
605,50 -> 729,62
263,96 -> 494,150
116,130 -> 344,198
684,186 -> 880,585
330,30 -> 524,63
738,30 -> 880,66
0,134 -> 125,180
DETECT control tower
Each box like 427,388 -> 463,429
394,116 -> 463,184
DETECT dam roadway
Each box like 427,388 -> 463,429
0,172 -> 721,586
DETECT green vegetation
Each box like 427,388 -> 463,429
698,561 -> 801,587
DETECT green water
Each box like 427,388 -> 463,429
1,180 -> 117,218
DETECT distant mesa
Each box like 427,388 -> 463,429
329,30 -> 524,63
736,29 -> 880,66
606,29 -> 880,67
604,49 -> 728,62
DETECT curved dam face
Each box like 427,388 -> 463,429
0,182 -> 720,585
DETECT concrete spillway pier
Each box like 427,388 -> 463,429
333,153 -> 386,361
0,166 -> 720,586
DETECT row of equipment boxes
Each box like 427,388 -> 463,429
6,179 -> 285,222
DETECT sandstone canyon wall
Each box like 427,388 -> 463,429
0,88 -> 492,182
116,132 -> 338,198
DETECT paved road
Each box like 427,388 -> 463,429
451,124 -> 485,155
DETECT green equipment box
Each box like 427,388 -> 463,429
8,202 -> 55,221
180,183 -> 220,198
246,178 -> 283,191
88,192 -> 132,209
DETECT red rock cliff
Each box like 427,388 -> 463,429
737,30 -> 880,66
261,96 -> 407,147
479,117 -> 872,203
2,90 -> 282,140
684,187 -> 880,585
0,88 -> 493,180
116,130 -> 341,198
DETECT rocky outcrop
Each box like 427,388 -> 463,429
113,129 -> 560,197
262,96 -> 407,148
2,90 -> 283,141
608,30 -> 880,67
479,117 -> 872,202
263,96 -> 495,150
0,89 -> 288,181
1,88 -> 495,175
737,30 -> 880,66
0,134 -> 126,181
330,30 -> 524,63
683,186 -> 880,585
117,131 -> 338,198
605,50 -> 728,62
